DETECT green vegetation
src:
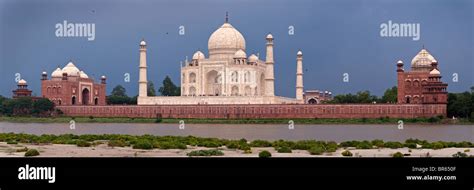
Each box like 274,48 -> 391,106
24,149 -> 40,157
187,149 -> 224,157
452,152 -> 468,158
147,81 -> 156,96
341,150 -> 353,157
76,140 -> 92,147
108,140 -> 128,147
447,89 -> 474,120
258,150 -> 272,158
392,152 -> 404,158
158,76 -> 180,96
308,146 -> 324,155
0,97 -> 56,117
132,140 -> 154,150
16,147 -> 28,152
106,85 -> 137,105
276,146 -> 292,153
0,133 -> 472,155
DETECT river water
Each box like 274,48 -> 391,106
0,122 -> 472,142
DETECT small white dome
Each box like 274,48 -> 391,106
397,60 -> 403,64
80,71 -> 89,78
101,75 -> 106,79
42,71 -> 47,75
192,51 -> 205,60
234,49 -> 246,58
248,54 -> 258,62
266,33 -> 273,39
18,79 -> 27,85
62,61 -> 80,77
430,68 -> 441,75
51,68 -> 62,78
297,50 -> 303,56
140,40 -> 146,46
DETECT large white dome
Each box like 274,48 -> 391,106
208,22 -> 246,59
62,61 -> 80,76
411,48 -> 436,71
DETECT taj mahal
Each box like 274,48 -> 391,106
137,14 -> 305,105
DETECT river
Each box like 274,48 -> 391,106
0,122 -> 472,142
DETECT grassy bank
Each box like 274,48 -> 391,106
0,116 -> 472,124
0,133 -> 472,157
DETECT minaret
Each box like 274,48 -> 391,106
139,39 -> 148,97
264,33 -> 274,96
396,60 -> 404,104
296,50 -> 304,102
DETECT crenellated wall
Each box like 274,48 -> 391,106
57,104 -> 446,119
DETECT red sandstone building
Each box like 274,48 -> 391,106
396,48 -> 448,104
41,61 -> 107,106
55,48 -> 448,119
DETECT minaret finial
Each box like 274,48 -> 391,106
225,12 -> 229,23
422,44 -> 425,49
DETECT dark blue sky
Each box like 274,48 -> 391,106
0,0 -> 472,98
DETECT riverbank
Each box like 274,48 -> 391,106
0,116 -> 472,124
1,142 -> 471,157
0,133 -> 472,157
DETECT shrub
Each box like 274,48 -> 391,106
225,141 -> 240,149
277,146 -> 292,153
187,149 -> 224,157
452,152 -> 468,158
405,143 -> 417,149
76,140 -> 92,147
16,147 -> 28,152
431,142 -> 444,150
356,141 -> 373,149
25,149 -> 40,157
249,140 -> 272,147
155,141 -> 187,149
308,146 -> 324,155
259,150 -> 272,158
384,141 -> 403,149
392,152 -> 404,158
325,141 -> 338,152
6,140 -> 17,144
133,140 -> 154,150
371,139 -> 384,148
108,140 -> 128,147
341,150 -> 353,157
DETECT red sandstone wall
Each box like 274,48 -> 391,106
57,104 -> 447,119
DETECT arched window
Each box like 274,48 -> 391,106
189,87 -> 196,96
231,86 -> 239,96
189,72 -> 196,83
72,96 -> 76,105
244,86 -> 251,96
244,71 -> 250,83
231,71 -> 238,83
94,97 -> 98,105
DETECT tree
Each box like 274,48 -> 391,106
3,97 -> 33,116
32,98 -> 55,116
158,76 -> 180,96
111,85 -> 127,97
447,91 -> 472,118
381,86 -> 397,103
107,85 -> 136,105
147,81 -> 156,96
